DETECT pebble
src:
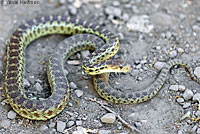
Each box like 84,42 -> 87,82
81,50 -> 90,58
176,98 -> 184,103
122,13 -> 129,21
192,125 -> 198,132
57,121 -> 66,132
100,113 -> 116,124
183,89 -> 193,100
112,1 -> 120,6
69,5 -> 77,15
197,128 -> 200,134
49,122 -> 56,128
67,60 -> 80,65
105,6 -> 122,17
169,50 -> 177,58
154,61 -> 165,70
136,64 -> 142,69
178,85 -> 186,92
69,82 -> 78,89
182,102 -> 191,108
67,120 -> 75,127
195,111 -> 200,117
75,90 -> 83,97
0,119 -> 11,128
24,79 -> 30,87
194,67 -> 200,78
72,126 -> 87,134
192,25 -> 200,31
35,82 -> 43,92
135,122 -> 142,127
98,130 -> 112,134
117,33 -> 125,40
177,48 -> 184,54
169,85 -> 179,91
39,125 -> 48,131
178,130 -> 183,134
193,93 -> 200,101
76,120 -> 82,126
7,110 -> 17,119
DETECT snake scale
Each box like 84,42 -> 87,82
4,15 -> 199,120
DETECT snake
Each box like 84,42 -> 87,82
4,15 -> 199,120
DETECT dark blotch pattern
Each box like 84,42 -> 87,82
25,100 -> 33,109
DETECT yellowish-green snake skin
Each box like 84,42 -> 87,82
4,15 -> 199,120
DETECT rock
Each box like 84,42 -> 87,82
35,82 -> 43,92
176,98 -> 184,103
72,126 -> 87,134
154,61 -> 166,70
0,119 -> 11,128
81,50 -> 90,58
182,102 -> 191,109
169,50 -> 177,58
57,121 -> 66,132
98,130 -> 112,134
69,82 -> 78,89
169,85 -> 179,91
105,6 -> 122,17
178,130 -> 183,134
67,60 -> 80,65
178,85 -> 186,92
122,13 -> 129,21
112,1 -> 120,6
64,69 -> 69,75
177,48 -> 184,54
194,67 -> 200,78
197,128 -> 200,134
100,113 -> 116,124
69,5 -> 77,15
135,122 -> 142,127
192,25 -> 200,31
193,93 -> 200,101
24,79 -> 30,87
75,90 -> 83,97
195,111 -> 200,117
7,110 -> 17,119
76,120 -> 82,126
192,125 -> 198,132
49,122 -> 56,128
39,125 -> 48,131
140,60 -> 147,64
127,15 -> 154,33
67,120 -> 75,127
117,33 -> 125,40
136,64 -> 142,69
183,89 -> 193,100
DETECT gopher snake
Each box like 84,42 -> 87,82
4,15 -> 199,120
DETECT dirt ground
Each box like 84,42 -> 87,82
0,0 -> 200,134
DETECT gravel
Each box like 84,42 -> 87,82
154,61 -> 166,70
193,93 -> 200,101
0,119 -> 11,128
74,90 -> 83,97
194,67 -> 200,78
98,130 -> 112,134
67,120 -> 75,128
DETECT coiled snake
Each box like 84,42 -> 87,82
4,15 -> 199,120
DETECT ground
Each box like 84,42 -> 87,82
0,0 -> 200,134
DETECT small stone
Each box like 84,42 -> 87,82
176,98 -> 184,103
81,50 -> 90,58
69,82 -> 78,89
177,48 -> 184,54
75,90 -> 83,97
154,61 -> 166,70
136,64 -> 142,69
140,60 -> 147,64
192,25 -> 200,31
192,125 -> 198,132
67,120 -> 75,127
7,110 -> 17,119
178,130 -> 183,134
35,82 -> 43,92
197,128 -> 200,134
117,33 -> 124,40
57,121 -> 66,132
135,122 -> 142,127
98,130 -> 112,134
105,6 -> 122,17
0,119 -> 11,128
39,125 -> 48,131
69,6 -> 77,15
169,85 -> 179,91
72,126 -> 87,134
64,69 -> 69,75
67,60 -> 80,65
178,85 -> 186,92
195,111 -> 200,117
194,67 -> 200,78
24,79 -> 30,87
122,13 -> 129,21
169,50 -> 177,58
183,89 -> 193,100
76,120 -> 82,126
100,113 -> 116,124
49,122 -> 56,128
112,1 -> 120,6
182,102 -> 191,109
193,93 -> 200,101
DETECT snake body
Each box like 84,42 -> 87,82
4,15 -> 199,120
